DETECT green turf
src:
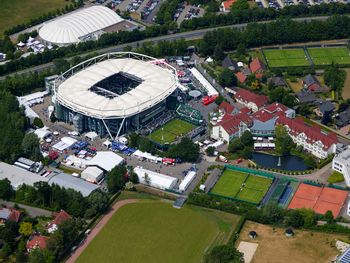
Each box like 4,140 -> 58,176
308,47 -> 350,65
210,170 -> 247,198
76,201 -> 241,263
263,49 -> 310,68
244,174 -> 272,192
0,0 -> 68,37
148,118 -> 195,144
236,188 -> 265,204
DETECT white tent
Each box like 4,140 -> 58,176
179,171 -> 196,192
28,36 -> 35,43
17,41 -> 25,47
134,166 -> 178,190
34,127 -> 51,140
86,151 -> 124,172
206,57 -> 213,63
103,140 -> 112,148
81,166 -> 104,183
85,131 -> 98,141
61,137 -> 77,146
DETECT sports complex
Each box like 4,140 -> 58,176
53,52 -> 180,138
262,46 -> 350,68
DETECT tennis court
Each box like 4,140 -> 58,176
263,49 -> 310,68
308,47 -> 350,65
210,170 -> 247,198
148,118 -> 194,144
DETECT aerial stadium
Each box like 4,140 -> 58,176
53,52 -> 180,138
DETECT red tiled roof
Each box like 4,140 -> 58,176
218,113 -> 252,135
240,107 -> 251,114
276,115 -> 337,150
255,73 -> 264,79
8,209 -> 21,223
235,89 -> 269,108
252,109 -> 275,122
250,58 -> 265,73
218,101 -> 234,114
264,102 -> 289,114
48,210 -> 71,229
235,72 -> 247,83
308,82 -> 321,92
222,0 -> 236,9
27,235 -> 48,251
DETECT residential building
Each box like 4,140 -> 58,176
235,71 -> 247,83
234,89 -> 269,112
277,116 -> 337,159
314,100 -> 335,118
335,108 -> 350,128
47,210 -> 71,233
0,208 -> 21,224
218,101 -> 239,115
250,110 -> 278,137
267,76 -> 287,87
222,56 -> 238,71
264,102 -> 295,119
303,74 -> 329,93
296,90 -> 317,104
249,58 -> 265,74
332,147 -> 350,187
27,235 -> 49,252
220,0 -> 236,12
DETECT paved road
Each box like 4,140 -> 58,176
0,200 -> 52,217
0,15 -> 334,80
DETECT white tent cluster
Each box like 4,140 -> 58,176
134,167 -> 178,190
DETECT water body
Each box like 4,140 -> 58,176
251,152 -> 309,171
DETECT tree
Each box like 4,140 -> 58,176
298,208 -> 316,227
128,132 -> 140,148
204,245 -> 244,263
0,179 -> 14,200
19,222 -> 33,237
206,146 -> 215,156
22,133 -> 43,161
167,137 -> 200,162
324,64 -> 346,95
285,210 -> 304,228
129,171 -> 139,184
53,58 -> 70,73
215,95 -> 225,105
231,0 -> 249,10
106,165 -> 127,193
33,117 -> 44,128
240,130 -> 253,147
85,191 -> 109,218
219,68 -> 237,87
262,202 -> 284,224
213,44 -> 224,61
228,138 -> 244,153
325,210 -> 334,224
275,125 -> 294,156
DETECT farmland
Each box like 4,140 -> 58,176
0,0 -> 68,37
76,200 -> 241,263
148,118 -> 194,144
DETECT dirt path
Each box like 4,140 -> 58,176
66,199 -> 138,263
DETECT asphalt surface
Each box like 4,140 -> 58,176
0,200 -> 52,217
0,15 -> 334,80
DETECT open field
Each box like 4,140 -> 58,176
76,200 -> 241,263
263,49 -> 309,68
210,169 -> 272,204
237,221 -> 348,263
148,118 -> 194,144
0,0 -> 68,37
308,47 -> 350,65
342,68 -> 350,99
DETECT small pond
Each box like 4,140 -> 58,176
251,152 -> 309,171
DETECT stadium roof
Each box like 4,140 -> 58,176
56,57 -> 177,119
39,6 -> 124,45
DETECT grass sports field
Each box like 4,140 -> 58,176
210,169 -> 272,204
148,118 -> 194,144
263,49 -> 310,68
0,0 -> 68,37
307,47 -> 350,65
76,200 -> 241,263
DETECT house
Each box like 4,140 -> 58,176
218,101 -> 239,115
314,100 -> 335,118
264,102 -> 295,119
0,208 -> 21,223
335,108 -> 350,128
249,58 -> 265,74
296,90 -> 317,104
234,89 -> 269,112
303,74 -> 329,93
236,72 -> 247,83
250,110 -> 277,137
276,116 -> 337,159
220,0 -> 236,12
267,76 -> 287,87
27,235 -> 49,252
47,210 -> 71,233
222,56 -> 238,71
211,113 -> 252,142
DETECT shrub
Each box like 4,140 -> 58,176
327,171 -> 344,183
33,117 -> 44,128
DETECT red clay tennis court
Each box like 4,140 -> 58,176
288,183 -> 348,217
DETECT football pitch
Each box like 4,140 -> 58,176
148,118 -> 194,144
76,201 -> 241,263
263,49 -> 310,68
307,47 -> 350,65
210,169 -> 273,204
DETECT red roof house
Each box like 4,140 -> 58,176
47,210 -> 71,233
235,89 -> 269,112
0,208 -> 21,224
27,235 -> 48,252
218,101 -> 235,115
235,71 -> 247,83
220,0 -> 237,12
249,58 -> 266,74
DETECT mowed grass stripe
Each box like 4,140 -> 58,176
308,47 -> 350,65
210,170 -> 248,198
76,202 -> 241,263
236,187 -> 265,204
263,49 -> 309,67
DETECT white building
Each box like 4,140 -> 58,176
134,167 -> 178,190
86,151 -> 124,172
179,171 -> 196,192
81,166 -> 104,183
332,147 -> 350,187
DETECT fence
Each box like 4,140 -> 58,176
225,165 -> 275,179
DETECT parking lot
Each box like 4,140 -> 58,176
114,0 -> 160,21
175,4 -> 205,25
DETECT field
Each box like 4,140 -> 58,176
263,49 -> 310,68
210,169 -> 272,204
237,221 -> 348,263
76,200 -> 241,263
0,0 -> 68,37
342,68 -> 350,99
148,118 -> 194,144
307,47 -> 350,65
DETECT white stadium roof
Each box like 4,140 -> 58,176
39,6 -> 124,45
56,56 -> 177,119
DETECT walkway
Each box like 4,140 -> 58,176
0,200 -> 52,217
66,199 -> 138,263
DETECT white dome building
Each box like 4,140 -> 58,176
39,6 -> 124,46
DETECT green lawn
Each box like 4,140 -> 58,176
263,49 -> 310,68
236,188 -> 265,204
210,170 -> 248,198
148,118 -> 194,144
308,47 -> 350,65
0,0 -> 68,37
76,201 -> 241,263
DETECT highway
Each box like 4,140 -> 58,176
0,15 -> 332,80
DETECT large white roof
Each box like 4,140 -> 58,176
39,6 -> 123,45
86,151 -> 124,171
56,58 -> 177,119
